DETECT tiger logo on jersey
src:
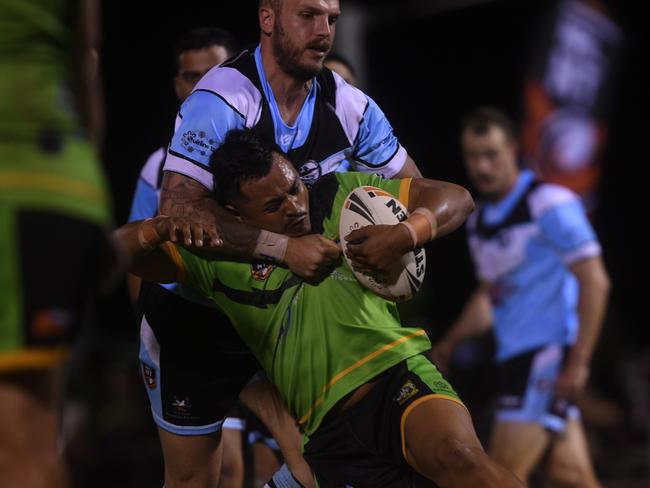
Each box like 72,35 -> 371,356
251,262 -> 274,281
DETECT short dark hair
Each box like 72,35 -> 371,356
461,106 -> 517,142
172,27 -> 239,73
210,129 -> 285,205
325,52 -> 357,78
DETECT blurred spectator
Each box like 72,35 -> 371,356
324,51 -> 357,86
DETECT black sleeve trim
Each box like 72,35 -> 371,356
352,143 -> 401,169
167,148 -> 211,171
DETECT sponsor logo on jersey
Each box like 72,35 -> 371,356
142,363 -> 157,389
181,130 -> 218,156
251,262 -> 274,281
393,379 -> 420,405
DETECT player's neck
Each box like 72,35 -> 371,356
490,170 -> 520,203
261,46 -> 312,126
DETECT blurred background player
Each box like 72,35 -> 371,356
324,51 -> 357,86
0,0 -> 113,486
431,107 -> 610,486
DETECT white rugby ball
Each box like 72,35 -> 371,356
339,186 -> 426,301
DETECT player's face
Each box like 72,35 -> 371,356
324,59 -> 356,85
271,0 -> 340,81
462,125 -> 519,201
174,45 -> 230,101
234,154 -> 311,237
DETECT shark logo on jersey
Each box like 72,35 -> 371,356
181,130 -> 218,157
251,262 -> 274,281
298,159 -> 322,185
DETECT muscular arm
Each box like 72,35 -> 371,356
160,172 -> 340,282
556,255 -> 610,398
407,177 -> 474,239
239,381 -> 315,487
345,177 -> 474,272
393,154 -> 423,178
160,172 -> 261,257
112,218 -> 188,284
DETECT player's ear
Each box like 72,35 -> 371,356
225,204 -> 243,222
259,4 -> 274,37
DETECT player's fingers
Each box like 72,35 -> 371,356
180,221 -> 193,246
323,243 -> 342,260
346,248 -> 370,265
190,223 -> 205,247
207,226 -> 222,247
344,227 -> 369,244
167,220 -> 180,242
345,241 -> 368,258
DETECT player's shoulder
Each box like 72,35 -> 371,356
527,181 -> 580,218
325,68 -> 369,116
191,49 -> 262,125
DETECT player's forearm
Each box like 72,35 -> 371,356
408,178 -> 475,241
160,171 -> 273,259
393,154 -> 423,178
112,218 -> 178,283
445,287 -> 493,347
569,257 -> 611,366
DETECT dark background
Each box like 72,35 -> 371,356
68,1 -> 647,486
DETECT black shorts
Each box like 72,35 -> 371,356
137,282 -> 260,435
0,209 -> 110,372
496,344 -> 579,432
303,354 -> 462,488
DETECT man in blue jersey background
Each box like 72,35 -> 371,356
431,107 -> 610,487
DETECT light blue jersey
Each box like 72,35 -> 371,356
164,45 -> 408,189
467,170 -> 601,362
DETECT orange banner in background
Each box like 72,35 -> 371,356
520,0 -> 623,212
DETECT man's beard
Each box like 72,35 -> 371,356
272,21 -> 329,82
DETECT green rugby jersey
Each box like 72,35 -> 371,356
172,172 -> 431,435
0,0 -> 110,225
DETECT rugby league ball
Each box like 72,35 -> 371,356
339,186 -> 426,301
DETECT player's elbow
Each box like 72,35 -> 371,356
587,258 -> 611,298
596,265 -> 611,298
459,185 -> 475,219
